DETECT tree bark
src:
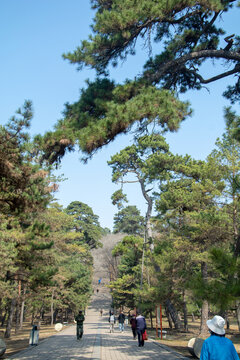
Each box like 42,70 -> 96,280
40,306 -> 45,321
53,309 -> 58,324
5,298 -> 16,338
200,300 -> 209,335
31,312 -> 34,325
19,283 -> 26,330
20,298 -> 25,330
165,306 -> 173,329
15,279 -> 22,334
139,178 -> 153,249
1,309 -> 7,327
183,291 -> 188,331
236,300 -> 240,331
151,49 -> 240,85
225,312 -> 230,330
165,299 -> 181,329
149,311 -> 153,329
199,262 -> 209,336
192,313 -> 195,322
51,290 -> 54,326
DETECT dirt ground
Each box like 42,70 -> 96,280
147,316 -> 240,358
1,317 -> 240,359
0,322 -> 70,358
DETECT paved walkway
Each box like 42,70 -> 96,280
8,289 -> 189,360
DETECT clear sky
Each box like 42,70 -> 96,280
0,1 -> 239,230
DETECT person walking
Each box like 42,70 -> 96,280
130,314 -> 137,339
109,312 -> 115,333
136,311 -> 146,347
118,311 -> 125,332
75,310 -> 85,340
200,315 -> 239,360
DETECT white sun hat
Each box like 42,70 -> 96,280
206,315 -> 225,335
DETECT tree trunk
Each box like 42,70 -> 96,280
51,290 -> 54,326
165,299 -> 181,329
5,298 -> 16,338
66,309 -> 69,323
1,309 -> 7,327
165,306 -> 173,329
150,311 -> 153,329
15,279 -> 22,334
139,179 -> 153,250
236,300 -> 240,331
200,300 -> 209,335
183,291 -> 188,331
226,312 -> 230,330
53,309 -> 58,324
192,313 -> 195,322
31,312 -> 35,325
232,200 -> 240,257
199,262 -> 209,336
15,303 -> 20,334
20,299 -> 25,330
40,306 -> 45,321
19,284 -> 26,330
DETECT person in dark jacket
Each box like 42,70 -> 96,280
130,314 -> 137,339
136,311 -> 146,347
200,315 -> 239,360
118,311 -> 125,332
75,310 -> 85,340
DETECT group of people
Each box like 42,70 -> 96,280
108,310 -> 125,333
108,310 -> 147,347
130,312 -> 147,347
75,309 -> 239,358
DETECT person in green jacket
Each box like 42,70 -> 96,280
75,310 -> 85,340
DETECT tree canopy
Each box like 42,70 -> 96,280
0,101 -> 52,215
0,106 -> 94,337
113,205 -> 144,234
65,201 -> 103,249
35,0 -> 240,164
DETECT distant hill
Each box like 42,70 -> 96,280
91,233 -> 125,288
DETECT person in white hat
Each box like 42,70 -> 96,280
200,315 -> 239,359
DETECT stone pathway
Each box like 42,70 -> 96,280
8,288 -> 189,360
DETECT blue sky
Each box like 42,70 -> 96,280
0,1 -> 239,230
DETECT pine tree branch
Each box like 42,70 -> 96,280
184,63 -> 240,84
147,50 -> 240,84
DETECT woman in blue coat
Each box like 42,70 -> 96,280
200,315 -> 239,360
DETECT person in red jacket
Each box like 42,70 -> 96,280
130,314 -> 137,339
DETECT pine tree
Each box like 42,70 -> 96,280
113,206 -> 144,235
65,201 -> 103,249
36,1 -> 240,162
155,155 -> 227,334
